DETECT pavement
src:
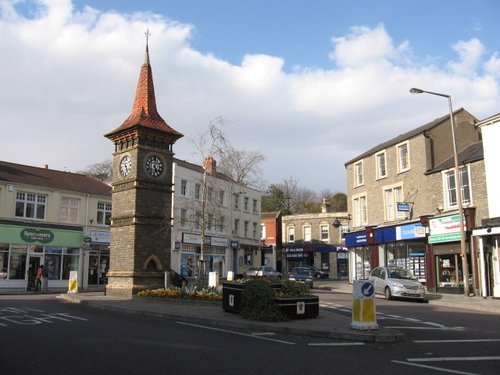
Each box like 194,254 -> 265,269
2,280 -> 500,344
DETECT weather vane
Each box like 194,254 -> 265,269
145,29 -> 151,46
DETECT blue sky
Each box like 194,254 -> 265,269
1,0 -> 499,194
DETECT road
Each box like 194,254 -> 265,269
1,292 -> 499,375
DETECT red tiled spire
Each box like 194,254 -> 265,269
105,44 -> 182,141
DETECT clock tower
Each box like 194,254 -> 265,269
104,41 -> 183,296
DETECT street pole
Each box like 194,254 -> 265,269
410,88 -> 470,296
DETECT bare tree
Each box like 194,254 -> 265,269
79,160 -> 112,182
188,117 -> 264,287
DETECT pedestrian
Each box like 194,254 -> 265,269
35,265 -> 43,292
42,263 -> 49,293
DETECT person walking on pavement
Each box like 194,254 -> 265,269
35,265 -> 43,292
41,263 -> 49,293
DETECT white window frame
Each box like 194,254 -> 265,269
375,150 -> 387,179
442,166 -> 472,209
287,226 -> 295,243
15,192 -> 47,220
244,196 -> 249,211
261,223 -> 266,240
60,197 -> 80,224
194,183 -> 201,200
244,220 -> 249,237
320,224 -> 329,242
253,199 -> 258,213
303,225 -> 312,242
253,222 -> 258,239
354,161 -> 364,187
180,179 -> 187,196
397,141 -> 410,173
180,208 -> 187,227
352,194 -> 368,227
97,201 -> 112,225
219,190 -> 225,206
383,184 -> 404,221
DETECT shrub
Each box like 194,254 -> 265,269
276,280 -> 312,297
240,279 -> 286,322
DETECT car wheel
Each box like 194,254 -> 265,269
384,287 -> 392,300
315,274 -> 321,279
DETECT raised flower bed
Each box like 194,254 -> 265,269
222,279 -> 319,320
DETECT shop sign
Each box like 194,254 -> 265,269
89,230 -> 110,244
428,214 -> 464,243
396,223 -> 425,240
210,236 -> 228,247
20,228 -> 54,244
344,232 -> 368,247
230,241 -> 239,249
397,203 -> 411,212
182,233 -> 210,245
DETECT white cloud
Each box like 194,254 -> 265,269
448,38 -> 485,77
1,1 -> 499,194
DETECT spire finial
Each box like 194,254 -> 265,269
144,29 -> 151,64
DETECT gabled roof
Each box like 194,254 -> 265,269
105,45 -> 183,141
426,141 -> 484,175
0,161 -> 111,196
345,108 -> 472,166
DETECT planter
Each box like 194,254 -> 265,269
222,282 -> 245,313
222,282 -> 319,319
275,296 -> 319,319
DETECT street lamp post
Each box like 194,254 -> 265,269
409,88 -> 470,296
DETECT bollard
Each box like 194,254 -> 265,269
351,280 -> 378,330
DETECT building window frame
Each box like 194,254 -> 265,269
397,141 -> 410,173
15,192 -> 47,220
60,197 -> 80,224
287,226 -> 295,243
353,193 -> 368,227
375,150 -> 387,179
354,160 -> 364,187
383,184 -> 404,221
97,201 -> 112,225
180,179 -> 188,196
303,225 -> 312,242
442,166 -> 472,209
320,224 -> 329,242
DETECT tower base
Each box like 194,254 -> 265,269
105,270 -> 165,297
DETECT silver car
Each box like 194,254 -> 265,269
368,266 -> 426,301
244,266 -> 282,279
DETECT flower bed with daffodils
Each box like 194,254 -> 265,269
137,286 -> 223,302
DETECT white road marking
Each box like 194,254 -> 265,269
392,360 -> 479,375
415,338 -> 500,343
176,321 -> 296,345
308,342 -> 365,346
408,356 -> 500,362
385,326 -> 462,330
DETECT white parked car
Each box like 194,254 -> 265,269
368,266 -> 426,302
244,266 -> 282,279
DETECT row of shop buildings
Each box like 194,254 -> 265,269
345,109 -> 500,297
0,158 -> 263,291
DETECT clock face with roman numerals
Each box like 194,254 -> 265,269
146,155 -> 164,177
120,155 -> 132,177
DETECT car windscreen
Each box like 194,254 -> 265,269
388,269 -> 415,280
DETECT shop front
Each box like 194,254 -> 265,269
345,222 -> 427,283
88,229 -> 110,286
176,232 -> 227,279
472,217 -> 500,298
0,222 -> 84,290
429,214 -> 471,294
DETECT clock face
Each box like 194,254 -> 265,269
146,155 -> 164,177
119,155 -> 132,177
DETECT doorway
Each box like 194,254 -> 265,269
26,255 -> 42,291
